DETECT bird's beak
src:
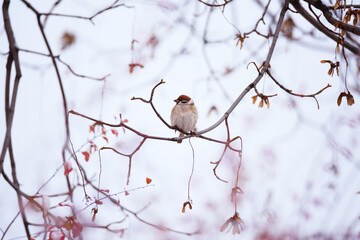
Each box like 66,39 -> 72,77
173,99 -> 177,103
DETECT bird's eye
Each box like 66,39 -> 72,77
181,100 -> 187,103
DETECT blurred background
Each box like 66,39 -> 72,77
0,0 -> 359,239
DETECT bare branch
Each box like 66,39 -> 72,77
290,0 -> 360,54
0,0 -> 22,175
197,0 -> 291,135
132,79 -> 175,130
267,70 -> 332,109
18,48 -> 110,81
38,1 -> 133,23
76,162 -> 199,236
99,137 -> 146,185
304,0 -> 360,36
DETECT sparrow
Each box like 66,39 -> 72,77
171,95 -> 198,143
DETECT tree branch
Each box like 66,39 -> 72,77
304,0 -> 360,36
0,1 -> 30,237
18,48 -> 110,81
290,0 -> 360,54
197,0 -> 290,135
267,70 -> 332,109
0,0 -> 22,175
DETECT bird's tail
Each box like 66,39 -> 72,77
177,133 -> 184,143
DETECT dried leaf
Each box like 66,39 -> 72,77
181,201 -> 192,213
111,129 -> 118,137
61,32 -> 75,50
337,92 -> 350,106
344,12 -> 351,24
234,33 -> 248,50
89,124 -> 96,133
90,143 -> 98,153
346,93 -> 355,106
281,17 -> 295,38
258,99 -> 264,108
251,95 -> 257,104
101,126 -> 106,135
91,207 -> 98,222
220,212 -> 244,235
82,151 -> 90,162
64,161 -> 73,176
146,177 -> 152,184
341,28 -> 345,36
264,98 -> 270,108
328,68 -> 333,76
337,94 -> 343,106
220,218 -> 231,232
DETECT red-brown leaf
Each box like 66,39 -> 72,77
146,177 -> 152,184
64,161 -> 73,176
89,124 -> 95,133
111,129 -> 118,137
81,151 -> 90,162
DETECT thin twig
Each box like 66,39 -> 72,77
267,70 -> 332,109
187,138 -> 195,201
198,0 -> 233,8
197,0 -> 291,135
18,48 -> 110,81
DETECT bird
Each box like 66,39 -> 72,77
171,95 -> 198,143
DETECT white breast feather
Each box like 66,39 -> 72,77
171,105 -> 198,132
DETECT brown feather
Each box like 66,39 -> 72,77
176,95 -> 191,102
